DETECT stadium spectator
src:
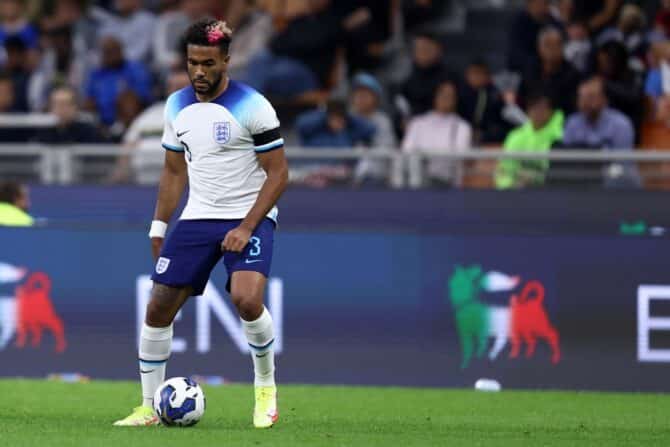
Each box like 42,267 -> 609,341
0,71 -> 30,142
153,0 -> 213,74
495,93 -> 564,190
350,73 -> 396,149
0,70 -> 11,103
33,86 -> 106,144
402,80 -> 472,187
245,0 -> 338,99
0,70 -> 15,112
0,181 -> 33,227
333,1 -> 396,75
349,73 -> 397,185
459,60 -> 509,144
597,4 -> 648,71
108,89 -> 144,142
551,0 -> 575,27
649,82 -> 670,153
564,21 -> 591,72
3,35 -> 32,112
518,27 -> 581,116
646,42 -> 670,125
296,98 -> 376,148
594,40 -> 644,137
507,0 -> 562,73
0,0 -> 38,50
83,35 -> 152,126
645,40 -> 670,97
30,25 -> 84,112
40,0 -> 88,30
225,0 -> 272,80
38,0 -> 101,90
98,0 -> 157,63
295,98 -> 376,188
572,0 -> 622,36
655,0 -> 670,39
563,77 -> 640,188
397,31 -> 456,116
109,70 -> 190,184
645,41 -> 670,103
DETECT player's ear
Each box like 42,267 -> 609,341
223,54 -> 231,65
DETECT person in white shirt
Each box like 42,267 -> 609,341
402,80 -> 473,187
108,71 -> 191,184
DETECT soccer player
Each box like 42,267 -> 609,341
114,20 -> 288,428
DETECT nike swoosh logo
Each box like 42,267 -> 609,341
245,259 -> 263,264
140,369 -> 155,374
176,130 -> 190,137
255,352 -> 268,358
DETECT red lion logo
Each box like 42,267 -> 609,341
15,272 -> 66,353
509,280 -> 560,364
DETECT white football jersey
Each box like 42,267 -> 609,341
161,80 -> 283,221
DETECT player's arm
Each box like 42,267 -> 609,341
222,148 -> 288,252
150,150 -> 188,259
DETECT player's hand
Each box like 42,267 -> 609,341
151,237 -> 164,261
221,226 -> 252,253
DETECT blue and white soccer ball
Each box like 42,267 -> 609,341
153,377 -> 206,427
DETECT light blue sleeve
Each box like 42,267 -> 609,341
161,95 -> 184,152
245,93 -> 284,152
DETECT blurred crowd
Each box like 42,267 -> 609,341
1,0 -> 670,189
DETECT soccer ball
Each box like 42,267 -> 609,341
153,377 -> 206,427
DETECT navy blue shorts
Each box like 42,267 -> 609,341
151,218 -> 275,296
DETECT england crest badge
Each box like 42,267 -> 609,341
213,121 -> 231,144
156,257 -> 170,274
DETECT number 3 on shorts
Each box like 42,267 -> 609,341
249,236 -> 261,256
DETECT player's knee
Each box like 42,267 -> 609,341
231,292 -> 262,321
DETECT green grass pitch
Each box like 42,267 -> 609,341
0,379 -> 669,446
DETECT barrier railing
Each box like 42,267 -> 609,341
1,144 -> 670,188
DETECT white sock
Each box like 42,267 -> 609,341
139,323 -> 173,407
242,307 -> 276,387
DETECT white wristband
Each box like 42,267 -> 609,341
149,220 -> 168,239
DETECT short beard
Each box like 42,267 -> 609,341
193,72 -> 223,96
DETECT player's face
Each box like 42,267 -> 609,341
187,44 -> 229,96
